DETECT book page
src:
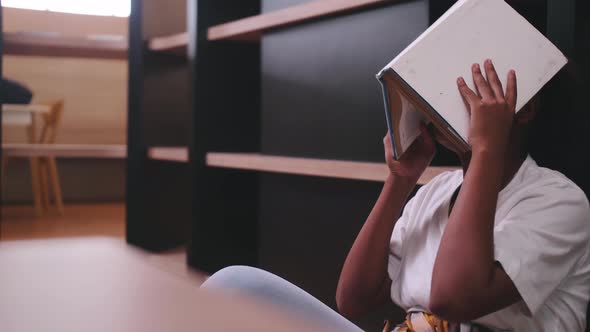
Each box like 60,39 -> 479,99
398,92 -> 426,153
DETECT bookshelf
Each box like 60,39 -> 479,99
127,0 -> 192,252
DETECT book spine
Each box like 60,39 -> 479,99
376,71 -> 399,160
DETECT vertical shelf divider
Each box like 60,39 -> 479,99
187,0 -> 261,273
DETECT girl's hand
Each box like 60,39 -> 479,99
457,59 -> 517,158
383,124 -> 435,180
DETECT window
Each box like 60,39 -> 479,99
2,0 -> 130,17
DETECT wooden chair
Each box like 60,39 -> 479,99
2,100 -> 65,216
37,100 -> 65,216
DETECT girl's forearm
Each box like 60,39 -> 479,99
430,150 -> 506,319
336,173 -> 417,318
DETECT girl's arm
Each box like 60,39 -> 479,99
430,60 -> 521,321
336,128 -> 435,318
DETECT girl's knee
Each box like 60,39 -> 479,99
201,265 -> 273,290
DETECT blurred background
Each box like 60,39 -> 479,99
0,1 -> 588,331
2,0 -> 128,239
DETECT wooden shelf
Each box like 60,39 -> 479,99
4,31 -> 127,60
206,152 -> 458,185
2,144 -> 127,158
147,147 -> 189,162
208,0 -> 394,41
147,32 -> 188,55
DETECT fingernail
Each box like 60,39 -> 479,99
486,59 -> 493,66
472,63 -> 480,72
457,77 -> 465,84
510,69 -> 516,75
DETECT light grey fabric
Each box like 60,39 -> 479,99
201,266 -> 364,332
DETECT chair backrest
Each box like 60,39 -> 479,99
38,100 -> 64,144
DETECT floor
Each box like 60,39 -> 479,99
1,203 -> 206,284
1,203 -> 125,240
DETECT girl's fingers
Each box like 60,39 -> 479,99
484,59 -> 505,101
457,77 -> 478,114
472,63 -> 494,100
505,70 -> 518,110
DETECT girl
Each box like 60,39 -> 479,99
202,61 -> 590,331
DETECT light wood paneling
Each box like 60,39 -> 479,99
208,0 -> 395,41
3,8 -> 127,36
3,56 -> 128,144
206,152 -> 459,185
4,31 -> 127,59
3,144 -> 127,158
2,8 -> 128,145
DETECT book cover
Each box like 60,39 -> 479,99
377,0 -> 567,159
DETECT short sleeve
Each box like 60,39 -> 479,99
388,170 -> 461,282
388,195 -> 415,281
494,183 -> 590,316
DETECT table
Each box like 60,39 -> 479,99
2,103 -> 51,127
0,238 -> 331,332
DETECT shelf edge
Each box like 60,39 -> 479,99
206,152 -> 458,185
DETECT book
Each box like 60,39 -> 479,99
376,0 -> 567,160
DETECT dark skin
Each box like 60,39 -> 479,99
336,59 -> 536,322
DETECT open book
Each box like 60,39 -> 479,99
376,0 -> 567,159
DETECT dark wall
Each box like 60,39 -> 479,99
261,1 -> 428,162
259,1 -> 430,329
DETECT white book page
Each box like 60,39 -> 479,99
383,0 -> 567,143
398,93 -> 427,153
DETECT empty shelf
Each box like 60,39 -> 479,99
147,147 -> 189,162
208,0 -> 395,41
206,152 -> 458,185
147,32 -> 188,55
4,31 -> 127,60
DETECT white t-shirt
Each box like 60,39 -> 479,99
388,156 -> 590,331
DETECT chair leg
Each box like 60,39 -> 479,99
29,157 -> 43,217
39,159 -> 51,212
47,157 -> 64,216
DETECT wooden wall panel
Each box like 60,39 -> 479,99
2,8 -> 128,145
2,56 -> 127,144
2,8 -> 127,204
